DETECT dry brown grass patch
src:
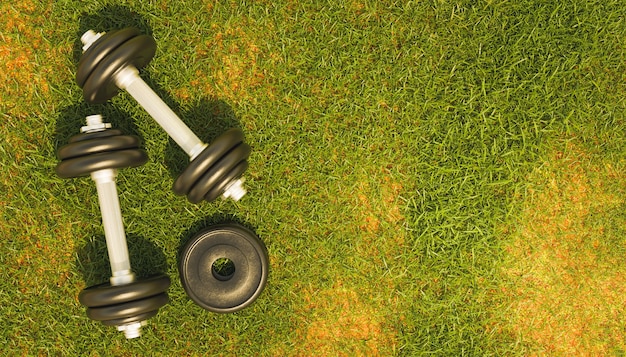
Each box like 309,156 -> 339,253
292,283 -> 397,356
352,173 -> 406,264
1,1 -> 68,117
268,172 -> 406,355
183,18 -> 277,104
498,141 -> 626,355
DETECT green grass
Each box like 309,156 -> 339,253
1,0 -> 625,355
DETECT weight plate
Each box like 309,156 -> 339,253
86,292 -> 169,321
179,223 -> 268,313
186,143 -> 250,203
79,275 -> 171,308
204,160 -> 249,202
58,135 -> 142,160
82,34 -> 156,103
77,28 -> 141,87
69,129 -> 123,143
56,149 -> 147,178
100,310 -> 158,327
173,128 -> 245,196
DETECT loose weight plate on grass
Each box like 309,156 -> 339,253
179,223 -> 269,313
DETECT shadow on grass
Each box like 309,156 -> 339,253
177,215 -> 262,261
76,233 -> 168,287
54,102 -> 143,150
71,5 -> 153,66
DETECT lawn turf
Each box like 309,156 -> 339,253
1,0 -> 625,355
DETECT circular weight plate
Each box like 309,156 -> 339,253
56,149 -> 147,178
79,275 -> 171,308
101,310 -> 158,327
77,28 -> 141,87
69,129 -> 123,143
86,292 -> 169,321
58,135 -> 142,160
204,160 -> 249,202
82,35 -> 156,103
173,128 -> 245,196
186,143 -> 250,203
179,224 -> 268,313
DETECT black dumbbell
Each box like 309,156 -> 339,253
179,223 -> 269,313
76,28 -> 250,203
57,115 -> 170,338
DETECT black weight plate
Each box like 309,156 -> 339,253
179,224 -> 268,313
82,35 -> 157,103
101,310 -> 158,327
86,292 -> 169,321
58,135 -> 142,160
56,149 -> 147,178
173,128 -> 245,196
204,160 -> 249,202
186,143 -> 250,203
69,129 -> 123,143
77,28 -> 141,87
79,275 -> 171,308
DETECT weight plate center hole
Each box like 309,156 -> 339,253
211,257 -> 235,281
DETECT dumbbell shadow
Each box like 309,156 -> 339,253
56,5 -> 150,148
73,5 -> 152,66
54,103 -> 143,151
77,233 -> 168,288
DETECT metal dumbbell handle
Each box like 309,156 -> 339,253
91,169 -> 135,286
115,66 -> 208,159
82,115 -> 136,286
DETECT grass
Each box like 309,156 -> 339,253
1,0 -> 625,355
498,141 -> 626,355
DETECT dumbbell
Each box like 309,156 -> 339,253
56,115 -> 170,338
75,28 -> 250,203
